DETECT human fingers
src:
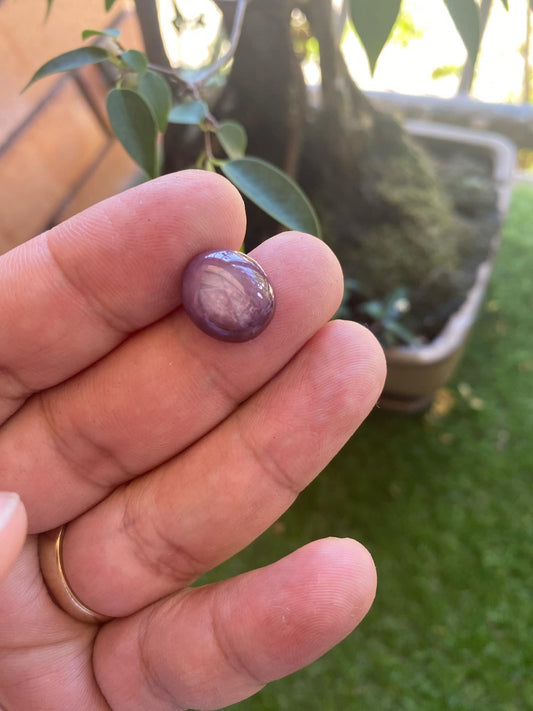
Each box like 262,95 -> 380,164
62,320 -> 385,617
0,534 -> 107,711
0,171 -> 244,424
0,493 -> 27,583
93,537 -> 377,711
2,234 -> 344,531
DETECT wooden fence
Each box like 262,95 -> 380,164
0,0 -> 143,253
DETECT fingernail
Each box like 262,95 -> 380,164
0,492 -> 20,532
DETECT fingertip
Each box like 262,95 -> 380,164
93,535 -> 379,711
317,536 -> 378,624
250,232 -> 386,404
0,493 -> 27,582
165,170 -> 247,242
321,319 -> 387,413
219,536 -> 378,683
348,320 -> 387,395
120,169 -> 247,251
287,536 -> 377,641
265,231 -> 343,282
250,231 -> 345,323
52,168 -> 247,259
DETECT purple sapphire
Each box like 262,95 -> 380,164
181,249 -> 275,342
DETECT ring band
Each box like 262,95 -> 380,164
38,525 -> 112,625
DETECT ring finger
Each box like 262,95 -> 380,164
61,320 -> 385,617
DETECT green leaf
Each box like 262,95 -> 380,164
431,64 -> 462,80
499,0 -> 509,8
106,88 -> 158,178
105,0 -> 118,10
383,319 -> 417,345
359,301 -> 385,320
138,70 -> 172,132
344,277 -> 363,296
122,49 -> 148,75
442,0 -> 481,66
46,0 -> 54,19
217,121 -> 248,159
349,0 -> 402,74
167,100 -> 208,125
221,157 -> 321,238
82,28 -> 121,40
24,46 -> 110,90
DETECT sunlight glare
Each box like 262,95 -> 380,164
156,0 -> 222,67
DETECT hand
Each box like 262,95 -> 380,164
0,171 -> 385,710
0,493 -> 27,583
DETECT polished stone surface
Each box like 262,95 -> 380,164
181,249 -> 275,342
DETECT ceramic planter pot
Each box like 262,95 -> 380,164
379,120 -> 517,413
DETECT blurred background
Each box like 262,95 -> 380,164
3,0 -> 533,249
1,1 -> 532,708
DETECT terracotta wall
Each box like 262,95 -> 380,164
0,0 -> 144,253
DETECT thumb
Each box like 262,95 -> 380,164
0,493 -> 27,583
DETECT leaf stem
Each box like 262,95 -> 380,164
194,0 -> 249,85
147,0 -> 249,92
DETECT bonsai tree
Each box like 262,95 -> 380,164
28,0 -> 513,344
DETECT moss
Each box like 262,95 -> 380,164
301,110 -> 500,341
350,129 -> 459,299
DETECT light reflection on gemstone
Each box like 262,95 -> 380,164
181,250 -> 276,342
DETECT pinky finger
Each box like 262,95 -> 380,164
94,537 -> 377,711
0,493 -> 27,583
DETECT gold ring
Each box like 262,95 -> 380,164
38,525 -> 112,625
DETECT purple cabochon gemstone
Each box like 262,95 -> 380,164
181,249 -> 275,342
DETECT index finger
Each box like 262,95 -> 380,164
0,171 -> 245,423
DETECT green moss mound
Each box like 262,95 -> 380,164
301,110 -> 500,342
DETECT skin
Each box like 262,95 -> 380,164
0,494 -> 27,584
0,171 -> 386,711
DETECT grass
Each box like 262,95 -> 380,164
203,182 -> 533,710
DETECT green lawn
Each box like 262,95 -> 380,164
206,182 -> 533,710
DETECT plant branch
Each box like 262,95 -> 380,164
194,0 -> 249,85
332,0 -> 349,43
146,62 -> 191,91
147,0 -> 249,102
307,0 -> 375,116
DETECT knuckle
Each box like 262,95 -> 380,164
120,488 -> 206,586
37,392 -> 126,492
239,424 -> 302,499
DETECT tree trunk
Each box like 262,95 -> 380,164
457,0 -> 492,96
212,0 -> 308,244
523,3 -> 531,104
134,0 -> 170,68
